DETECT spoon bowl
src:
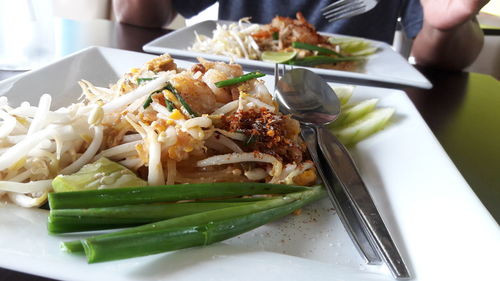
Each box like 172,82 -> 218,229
276,68 -> 340,126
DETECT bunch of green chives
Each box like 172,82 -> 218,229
48,182 -> 326,263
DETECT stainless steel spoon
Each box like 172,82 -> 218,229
275,68 -> 410,279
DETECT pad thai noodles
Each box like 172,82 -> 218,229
0,54 -> 316,208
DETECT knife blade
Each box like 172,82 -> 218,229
316,126 -> 410,279
301,125 -> 382,264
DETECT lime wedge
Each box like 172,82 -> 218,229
329,37 -> 377,56
261,51 -> 297,63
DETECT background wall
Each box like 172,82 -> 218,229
50,0 -> 219,29
4,0 -> 499,78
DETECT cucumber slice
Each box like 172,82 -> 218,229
332,98 -> 378,128
331,85 -> 354,105
52,158 -> 147,192
351,47 -> 378,56
331,107 -> 395,146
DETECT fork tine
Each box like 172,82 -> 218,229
320,0 -> 348,12
324,1 -> 364,18
273,63 -> 279,96
324,5 -> 365,21
280,64 -> 287,79
273,63 -> 286,101
323,0 -> 378,23
325,8 -> 364,22
323,0 -> 363,16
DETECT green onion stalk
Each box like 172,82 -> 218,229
291,41 -> 344,57
165,82 -> 198,117
137,77 -> 156,84
288,55 -> 363,66
164,98 -> 175,111
48,202 -> 255,233
142,83 -> 199,117
48,182 -> 308,209
61,186 -> 326,263
214,72 -> 265,88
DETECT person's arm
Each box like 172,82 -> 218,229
112,0 -> 177,28
411,0 -> 489,70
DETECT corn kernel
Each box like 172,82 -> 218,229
9,157 -> 26,172
154,122 -> 166,132
15,116 -> 29,127
80,134 -> 92,143
88,106 -> 104,126
293,169 -> 317,186
169,109 -> 184,120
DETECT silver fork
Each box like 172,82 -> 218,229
322,0 -> 379,22
273,63 -> 288,98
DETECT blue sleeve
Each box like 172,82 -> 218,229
172,0 -> 217,19
401,0 -> 423,38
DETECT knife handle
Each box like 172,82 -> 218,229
301,125 -> 381,264
316,126 -> 410,279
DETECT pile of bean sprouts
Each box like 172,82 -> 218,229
189,18 -> 262,60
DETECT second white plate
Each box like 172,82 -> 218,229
143,20 -> 432,89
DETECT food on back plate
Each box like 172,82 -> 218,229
189,12 -> 377,70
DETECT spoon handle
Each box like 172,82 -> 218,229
316,126 -> 410,279
301,125 -> 381,265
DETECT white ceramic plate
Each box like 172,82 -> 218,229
0,47 -> 498,281
143,20 -> 432,89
